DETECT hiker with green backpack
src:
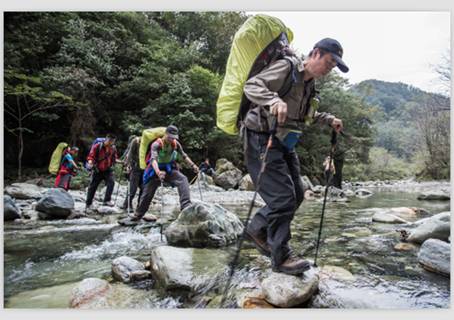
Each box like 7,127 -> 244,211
243,38 -> 346,275
130,125 -> 199,222
85,133 -> 123,211
216,15 -> 347,276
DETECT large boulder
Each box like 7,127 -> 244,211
213,158 -> 243,189
417,191 -> 450,201
35,188 -> 75,219
214,169 -> 243,190
215,158 -> 237,174
404,212 -> 450,244
149,246 -> 230,294
261,268 -> 319,307
5,183 -> 43,200
69,278 -> 112,308
418,238 -> 450,277
238,174 -> 255,191
111,256 -> 152,283
4,195 -> 21,221
164,202 -> 243,248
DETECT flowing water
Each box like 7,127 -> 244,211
3,183 -> 451,308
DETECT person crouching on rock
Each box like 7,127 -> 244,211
55,146 -> 79,191
131,125 -> 199,222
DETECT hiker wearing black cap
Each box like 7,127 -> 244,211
242,38 -> 347,275
131,125 -> 199,221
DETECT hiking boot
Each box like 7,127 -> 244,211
244,229 -> 271,257
272,255 -> 311,275
84,204 -> 92,213
103,201 -> 115,207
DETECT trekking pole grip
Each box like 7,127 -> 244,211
330,129 -> 337,147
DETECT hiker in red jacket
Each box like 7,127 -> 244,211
85,134 -> 122,211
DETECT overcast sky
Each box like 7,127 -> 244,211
250,11 -> 450,94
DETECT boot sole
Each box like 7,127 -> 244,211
272,263 -> 311,275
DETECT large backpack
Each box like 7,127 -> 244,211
139,127 -> 168,170
49,142 -> 69,175
216,14 -> 295,135
84,137 -> 107,169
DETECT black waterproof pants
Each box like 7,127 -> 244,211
245,129 -> 305,267
85,169 -> 115,206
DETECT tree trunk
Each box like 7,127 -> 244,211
18,127 -> 24,180
17,102 -> 23,180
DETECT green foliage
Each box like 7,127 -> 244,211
350,79 -> 450,179
344,147 -> 415,181
9,12 -> 435,184
298,72 -> 374,181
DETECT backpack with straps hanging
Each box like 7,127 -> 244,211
216,14 -> 297,135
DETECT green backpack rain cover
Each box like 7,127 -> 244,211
216,14 -> 294,135
49,142 -> 69,174
139,127 -> 167,170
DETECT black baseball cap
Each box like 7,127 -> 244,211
314,38 -> 349,73
166,125 -> 179,139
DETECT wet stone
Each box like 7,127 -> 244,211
261,268 -> 319,307
418,238 -> 450,277
112,256 -> 150,283
35,188 -> 75,219
5,183 -> 44,200
149,246 -> 230,294
4,195 -> 21,221
164,202 -> 243,248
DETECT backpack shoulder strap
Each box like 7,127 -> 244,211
277,57 -> 297,98
156,138 -> 164,149
95,142 -> 103,162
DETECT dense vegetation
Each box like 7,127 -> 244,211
4,12 -> 448,184
350,80 -> 450,180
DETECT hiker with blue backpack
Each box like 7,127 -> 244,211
85,133 -> 123,211
240,37 -> 347,275
130,125 -> 199,222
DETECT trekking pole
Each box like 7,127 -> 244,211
313,129 -> 338,267
159,178 -> 164,241
197,172 -> 203,201
126,177 -> 130,214
189,174 -> 198,185
220,117 -> 277,307
114,163 -> 125,206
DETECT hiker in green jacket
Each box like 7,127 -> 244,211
242,38 -> 347,275
131,125 -> 199,221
